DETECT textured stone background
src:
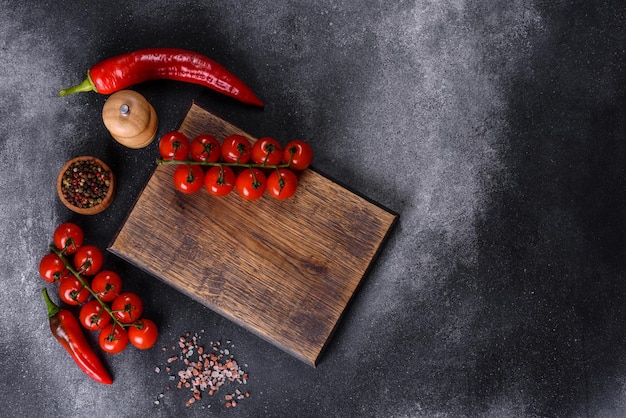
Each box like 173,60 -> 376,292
1,0 -> 625,416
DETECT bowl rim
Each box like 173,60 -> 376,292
56,156 -> 116,215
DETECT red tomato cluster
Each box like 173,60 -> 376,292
158,131 -> 313,201
39,222 -> 159,353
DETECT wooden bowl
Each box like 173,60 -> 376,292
57,156 -> 116,215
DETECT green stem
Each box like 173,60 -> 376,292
49,245 -> 127,329
42,288 -> 60,318
249,167 -> 262,189
59,74 -> 96,97
285,148 -> 296,165
156,159 -> 290,170
275,167 -> 286,190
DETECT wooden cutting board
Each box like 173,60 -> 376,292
109,102 -> 398,366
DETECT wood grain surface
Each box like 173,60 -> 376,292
109,102 -> 398,366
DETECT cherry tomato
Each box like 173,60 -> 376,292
73,245 -> 104,276
39,253 -> 68,283
112,292 -> 144,324
58,275 -> 90,305
221,134 -> 251,163
267,169 -> 298,200
251,137 -> 283,165
53,222 -> 84,255
235,168 -> 267,200
91,270 -> 123,302
173,164 -> 204,194
190,134 -> 221,162
128,318 -> 159,350
98,323 -> 129,354
159,131 -> 190,161
79,299 -> 111,331
204,166 -> 236,197
283,140 -> 313,170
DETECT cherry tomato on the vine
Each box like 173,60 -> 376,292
73,245 -> 104,276
91,270 -> 122,302
159,131 -> 190,161
221,134 -> 252,163
39,253 -> 68,283
79,299 -> 111,331
98,323 -> 129,354
267,168 -> 299,200
58,275 -> 90,305
53,222 -> 84,255
190,134 -> 221,162
251,137 -> 283,165
173,164 -> 204,194
235,168 -> 267,200
204,166 -> 236,197
283,140 -> 313,170
128,318 -> 159,350
112,292 -> 144,324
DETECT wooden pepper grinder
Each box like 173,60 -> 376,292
102,90 -> 158,149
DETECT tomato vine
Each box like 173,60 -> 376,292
156,132 -> 313,200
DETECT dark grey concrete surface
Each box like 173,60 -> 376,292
2,0 -> 626,416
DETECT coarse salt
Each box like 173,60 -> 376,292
155,332 -> 250,409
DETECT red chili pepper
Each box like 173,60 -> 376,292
42,288 -> 113,385
59,48 -> 264,107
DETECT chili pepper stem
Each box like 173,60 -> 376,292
59,74 -> 96,96
42,288 -> 60,318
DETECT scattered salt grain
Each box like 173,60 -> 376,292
154,331 -> 250,409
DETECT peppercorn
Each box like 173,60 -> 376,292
61,159 -> 111,208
